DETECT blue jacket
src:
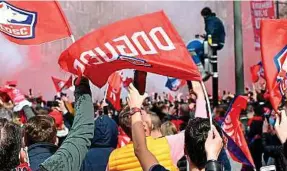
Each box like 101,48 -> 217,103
80,115 -> 118,171
28,142 -> 58,170
204,15 -> 226,44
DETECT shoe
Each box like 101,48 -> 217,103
197,63 -> 211,82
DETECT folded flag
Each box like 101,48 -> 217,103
250,61 -> 264,83
222,95 -> 255,167
0,1 -> 71,45
165,77 -> 186,91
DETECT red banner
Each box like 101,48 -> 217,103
106,72 -> 122,111
58,11 -> 201,88
0,1 -> 71,45
250,1 -> 275,51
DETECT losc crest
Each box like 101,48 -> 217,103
274,45 -> 287,95
0,1 -> 37,39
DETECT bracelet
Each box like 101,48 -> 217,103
130,107 -> 141,116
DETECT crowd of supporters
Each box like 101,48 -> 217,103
0,78 -> 286,171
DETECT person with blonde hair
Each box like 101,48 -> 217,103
161,121 -> 178,136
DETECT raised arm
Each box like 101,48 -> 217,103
127,84 -> 167,171
192,81 -> 207,118
40,77 -> 94,171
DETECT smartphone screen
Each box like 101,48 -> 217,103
260,165 -> 276,171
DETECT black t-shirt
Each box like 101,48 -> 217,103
149,164 -> 169,171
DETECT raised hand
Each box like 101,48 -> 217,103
205,125 -> 223,161
275,110 -> 287,144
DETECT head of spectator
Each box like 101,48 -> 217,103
253,102 -> 264,117
160,103 -> 169,114
120,106 -> 156,139
24,115 -> 57,146
81,114 -> 118,170
144,111 -> 162,138
201,7 -> 213,18
185,118 -> 223,170
0,107 -> 13,121
0,118 -> 22,171
214,104 -> 227,124
161,121 -> 178,136
93,115 -> 118,148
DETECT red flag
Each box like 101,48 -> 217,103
250,62 -> 264,83
0,1 -> 71,45
123,77 -> 133,88
106,72 -> 122,111
51,76 -> 73,93
222,96 -> 255,167
168,93 -> 174,102
58,11 -> 201,88
260,19 -> 287,110
117,127 -> 131,148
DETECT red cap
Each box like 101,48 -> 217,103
49,110 -> 63,128
6,80 -> 17,86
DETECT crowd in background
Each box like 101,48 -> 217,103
0,76 -> 286,171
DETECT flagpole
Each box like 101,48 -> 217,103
201,81 -> 213,130
70,35 -> 75,43
103,83 -> 109,103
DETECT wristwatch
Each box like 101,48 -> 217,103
130,107 -> 141,116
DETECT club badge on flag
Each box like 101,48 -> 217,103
51,76 -> 73,93
58,11 -> 201,88
106,72 -> 122,111
260,19 -> 287,110
250,61 -> 264,83
0,1 -> 71,45
165,77 -> 186,91
222,95 -> 255,167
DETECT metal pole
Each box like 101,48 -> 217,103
211,48 -> 218,107
234,1 -> 245,95
276,0 -> 280,19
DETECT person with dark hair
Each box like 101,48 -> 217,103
15,77 -> 94,171
38,77 -> 95,171
0,118 -> 22,171
214,104 -> 227,125
126,83 -> 224,171
184,118 -> 223,170
187,7 -> 225,81
247,102 -> 264,170
201,7 -> 225,50
81,115 -> 118,171
24,115 -> 58,170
